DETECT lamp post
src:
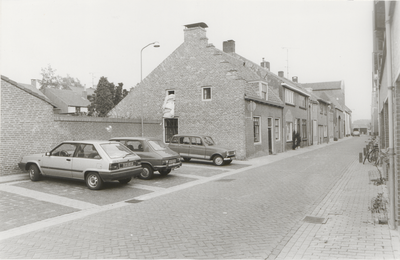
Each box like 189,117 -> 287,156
140,41 -> 160,137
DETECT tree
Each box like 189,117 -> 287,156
91,77 -> 114,117
60,75 -> 85,89
39,65 -> 84,90
114,83 -> 124,105
39,64 -> 62,90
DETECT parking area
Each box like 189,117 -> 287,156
0,160 -> 251,233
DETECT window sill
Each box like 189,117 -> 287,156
285,103 -> 295,107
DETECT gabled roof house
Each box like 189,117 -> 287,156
41,88 -> 91,115
111,22 -> 308,159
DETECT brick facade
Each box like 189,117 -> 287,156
1,77 -> 161,176
110,24 -> 288,159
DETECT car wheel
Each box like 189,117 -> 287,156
86,172 -> 104,190
139,164 -> 154,180
159,168 -> 171,176
183,158 -> 191,162
224,160 -> 232,165
29,164 -> 41,181
213,155 -> 224,166
118,177 -> 132,184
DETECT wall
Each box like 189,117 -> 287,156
1,77 -> 162,176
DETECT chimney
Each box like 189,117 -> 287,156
260,58 -> 270,71
278,71 -> 284,77
223,40 -> 235,53
31,79 -> 40,89
292,76 -> 298,83
184,22 -> 208,46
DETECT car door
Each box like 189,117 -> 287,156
40,143 -> 77,177
71,144 -> 102,179
189,137 -> 206,159
178,136 -> 191,157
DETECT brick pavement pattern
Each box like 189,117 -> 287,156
0,137 -> 399,259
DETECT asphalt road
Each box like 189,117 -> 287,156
0,137 -> 364,259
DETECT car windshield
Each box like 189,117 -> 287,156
101,143 -> 135,159
148,140 -> 167,151
204,136 -> 215,146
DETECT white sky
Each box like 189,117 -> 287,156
1,0 -> 373,121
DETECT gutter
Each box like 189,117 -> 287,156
281,83 -> 311,97
384,0 -> 397,230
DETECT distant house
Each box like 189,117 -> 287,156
302,81 -> 351,140
41,88 -> 91,115
69,86 -> 95,101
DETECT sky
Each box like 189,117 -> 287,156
1,0 -> 374,121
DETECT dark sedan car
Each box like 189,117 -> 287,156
110,137 -> 182,180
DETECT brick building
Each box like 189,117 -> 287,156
371,1 -> 399,231
110,23 -> 318,159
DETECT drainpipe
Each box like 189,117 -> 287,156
384,1 -> 397,230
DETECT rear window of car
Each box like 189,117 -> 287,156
148,140 -> 167,151
101,143 -> 136,159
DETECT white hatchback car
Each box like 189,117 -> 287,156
18,140 -> 142,190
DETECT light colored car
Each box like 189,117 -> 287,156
18,140 -> 142,190
353,130 -> 360,136
110,137 -> 182,180
168,134 -> 236,166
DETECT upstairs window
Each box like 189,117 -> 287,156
202,87 -> 212,101
299,96 -> 306,108
285,89 -> 294,105
260,82 -> 268,100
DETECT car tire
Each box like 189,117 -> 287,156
224,160 -> 232,165
86,172 -> 104,190
213,155 -> 224,166
29,164 -> 41,181
159,168 -> 171,176
118,177 -> 132,184
183,158 -> 191,162
139,164 -> 154,180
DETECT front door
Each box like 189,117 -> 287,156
268,118 -> 273,154
313,120 -> 318,145
164,118 -> 178,143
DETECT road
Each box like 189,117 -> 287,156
0,137 -> 364,259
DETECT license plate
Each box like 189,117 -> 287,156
122,162 -> 134,167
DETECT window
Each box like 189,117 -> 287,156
302,119 -> 307,139
324,125 -> 328,137
260,82 -> 268,100
75,144 -> 101,159
191,137 -> 203,145
253,117 -> 261,143
299,96 -> 306,108
126,141 -> 144,152
320,103 -> 323,114
167,90 -> 175,95
51,143 -> 78,157
286,122 -> 293,141
285,89 -> 294,105
202,87 -> 212,101
275,119 -> 280,140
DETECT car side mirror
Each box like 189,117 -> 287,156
45,152 -> 51,156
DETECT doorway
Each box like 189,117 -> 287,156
164,118 -> 178,143
268,118 -> 273,154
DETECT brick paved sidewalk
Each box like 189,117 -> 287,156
274,160 -> 400,260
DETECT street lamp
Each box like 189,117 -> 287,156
140,41 -> 160,137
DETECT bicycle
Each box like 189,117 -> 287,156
363,137 -> 379,165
